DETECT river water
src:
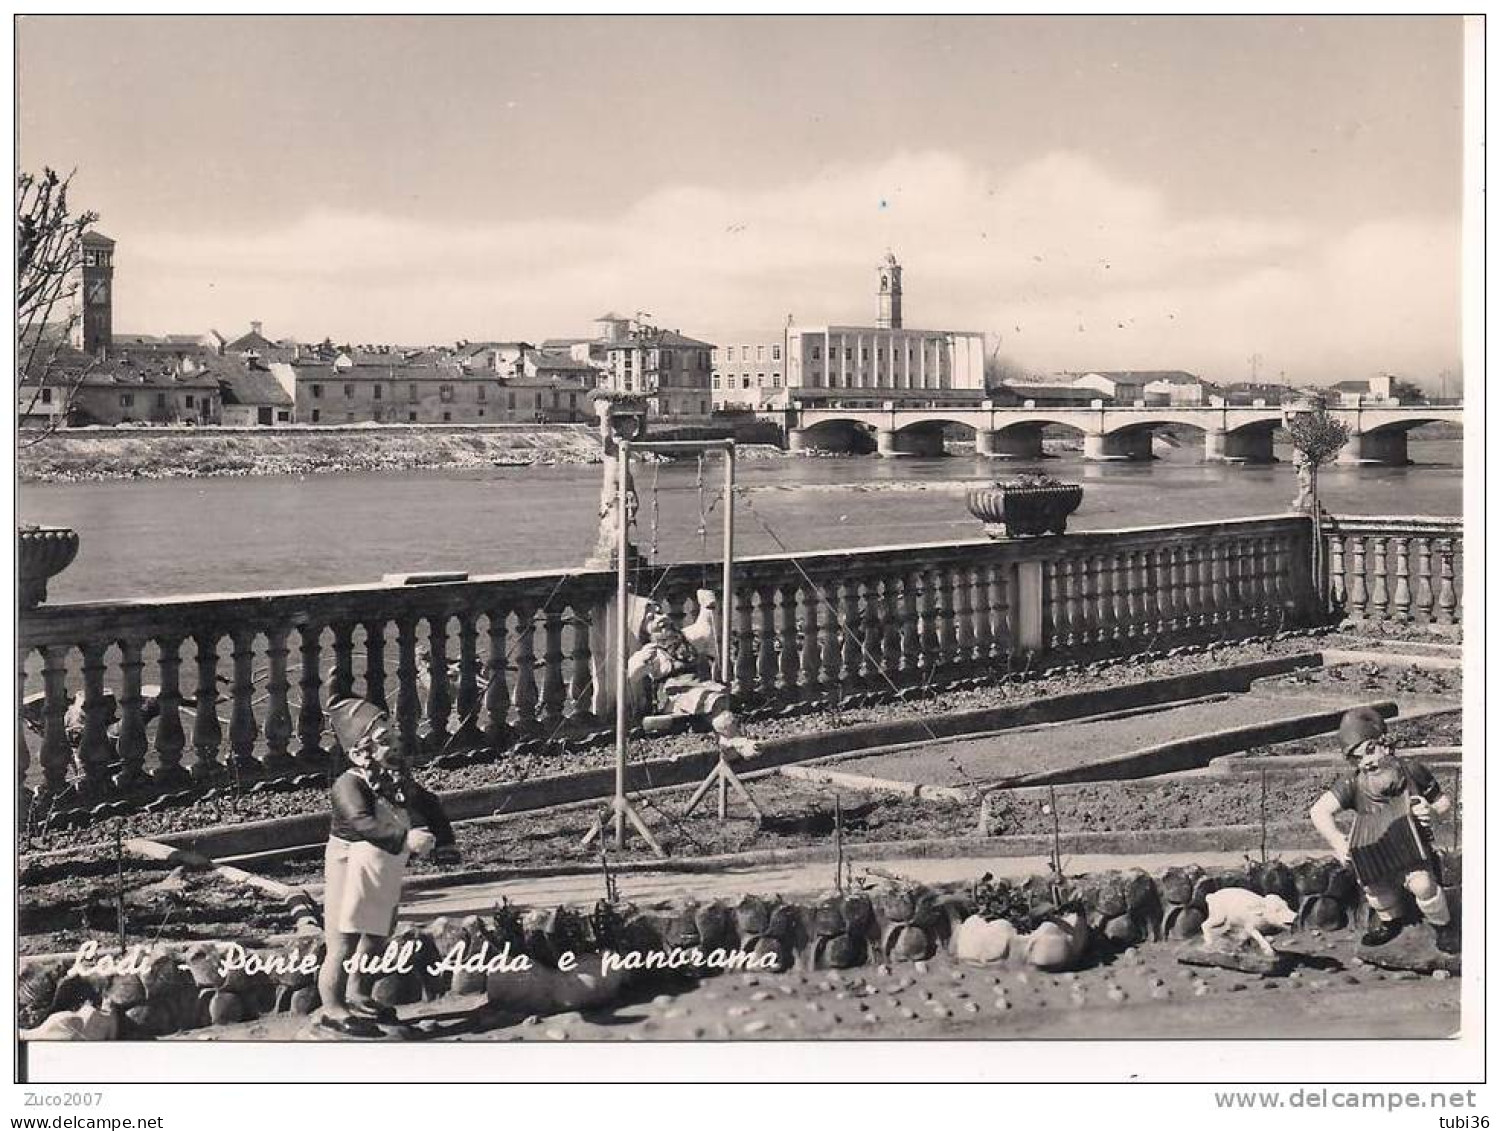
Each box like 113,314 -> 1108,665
20,439 -> 1462,604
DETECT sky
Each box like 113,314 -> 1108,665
17,15 -> 1467,386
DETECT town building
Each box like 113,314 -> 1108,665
19,345 -> 225,426
1329,375 -> 1397,405
781,253 -> 987,408
711,338 -> 786,409
989,381 -> 1101,408
292,360 -> 502,425
598,322 -> 715,419
225,322 -> 301,365
71,231 -> 116,357
218,363 -> 295,426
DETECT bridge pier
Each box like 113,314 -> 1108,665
877,428 -> 945,458
1338,430 -> 1411,466
977,427 -> 1044,459
1084,430 -> 1154,462
1204,427 -> 1275,463
787,427 -> 811,453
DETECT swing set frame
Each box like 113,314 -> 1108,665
580,437 -> 758,856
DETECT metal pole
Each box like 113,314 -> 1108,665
721,444 -> 735,687
614,439 -> 631,846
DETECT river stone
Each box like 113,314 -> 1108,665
51,972 -> 104,1015
124,1002 -> 175,1039
886,924 -> 933,963
105,974 -> 147,1011
372,971 -> 423,1007
207,990 -> 245,1026
1176,945 -> 1289,978
290,986 -> 321,1015
1356,926 -> 1461,975
1165,906 -> 1207,940
1301,895 -> 1348,931
19,965 -> 62,1029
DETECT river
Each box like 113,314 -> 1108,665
20,439 -> 1462,604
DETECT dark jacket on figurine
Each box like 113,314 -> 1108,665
329,770 -> 456,857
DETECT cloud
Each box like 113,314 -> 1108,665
117,151 -> 1460,382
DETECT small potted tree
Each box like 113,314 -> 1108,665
966,472 -> 1083,538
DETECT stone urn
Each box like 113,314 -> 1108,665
18,524 -> 79,610
966,477 -> 1083,538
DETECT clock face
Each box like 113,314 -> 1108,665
87,280 -> 110,304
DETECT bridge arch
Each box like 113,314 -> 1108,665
1339,415 -> 1460,466
787,417 -> 875,455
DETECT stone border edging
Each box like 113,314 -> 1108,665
154,652 -> 1324,861
1321,648 -> 1463,671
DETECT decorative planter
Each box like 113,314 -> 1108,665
966,482 -> 1083,538
18,525 -> 79,610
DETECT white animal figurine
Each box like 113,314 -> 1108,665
1200,888 -> 1297,957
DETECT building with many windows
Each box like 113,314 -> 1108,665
711,338 -> 785,409
781,253 -> 986,408
600,323 -> 714,419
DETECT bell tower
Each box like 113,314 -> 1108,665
74,231 -> 116,358
877,250 -> 902,330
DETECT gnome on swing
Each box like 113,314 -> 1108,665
1309,707 -> 1459,954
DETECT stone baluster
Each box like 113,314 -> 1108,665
567,605 -> 595,725
329,623 -> 355,703
1123,550 -> 1145,638
483,609 -> 512,748
919,569 -> 942,672
1269,536 -> 1291,620
296,626 -> 326,765
1368,537 -> 1389,623
990,562 -> 1012,657
191,634 -> 223,779
1229,539 -> 1250,626
38,647 -> 73,798
1434,539 -> 1457,626
1088,552 -> 1110,642
262,626 -> 294,771
817,578 -> 842,696
1347,536 -> 1368,618
934,567 -> 958,670
1068,556 -> 1092,646
800,585 -> 824,700
1200,543 -> 1220,628
880,576 -> 904,680
512,605 -> 539,733
113,639 -> 150,790
953,565 -> 976,664
1110,551 -> 1131,642
860,577 -> 886,684
968,564 -> 993,661
227,628 -> 261,773
778,582 -> 801,695
392,617 -> 422,758
1327,535 -> 1346,614
757,584 -> 780,693
453,612 -> 486,743
1390,538 -> 1413,624
1413,539 -> 1434,624
426,615 -> 456,747
839,577 -> 864,688
1150,547 -> 1172,635
734,586 -> 757,697
75,642 -> 113,796
1162,546 -> 1184,633
1209,542 -> 1229,627
1044,559 -> 1065,650
538,607 -> 566,732
361,621 -> 389,711
899,571 -> 922,677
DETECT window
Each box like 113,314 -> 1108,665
741,377 -> 751,390
277,410 -> 290,422
659,350 -> 673,369
507,391 -> 516,409
773,374 -> 782,388
773,345 -> 781,360
757,373 -> 765,386
185,395 -> 195,408
440,385 -> 454,403
373,385 -> 383,401
726,347 -> 734,361
712,376 -> 720,390
312,383 -> 323,399
568,392 -> 577,409
157,392 -> 167,408
347,412 -> 355,422
312,409 -> 321,422
120,393 -> 134,407
408,411 -> 417,422
811,346 -> 822,360
476,385 -> 486,402
861,348 -> 869,362
344,383 -> 354,398
409,383 -> 418,402
845,347 -> 853,361
83,250 -> 98,267
757,345 -> 765,361
477,409 -> 485,418
442,411 -> 452,422
40,387 -> 52,404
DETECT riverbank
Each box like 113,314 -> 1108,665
18,424 -> 608,483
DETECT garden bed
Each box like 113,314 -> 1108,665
18,847 -> 300,958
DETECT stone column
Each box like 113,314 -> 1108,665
1204,428 -> 1227,462
787,427 -> 810,453
977,426 -> 1044,459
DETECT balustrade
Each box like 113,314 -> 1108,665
1321,517 -> 1462,633
20,516 -> 1324,806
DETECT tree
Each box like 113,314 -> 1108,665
1285,405 -> 1352,607
1390,378 -> 1427,405
17,167 -> 100,442
984,351 -> 1030,392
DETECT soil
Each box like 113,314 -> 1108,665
18,847 -> 299,957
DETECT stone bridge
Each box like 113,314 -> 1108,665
775,402 -> 1462,465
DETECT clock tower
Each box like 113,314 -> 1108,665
74,231 -> 115,358
877,250 -> 903,330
